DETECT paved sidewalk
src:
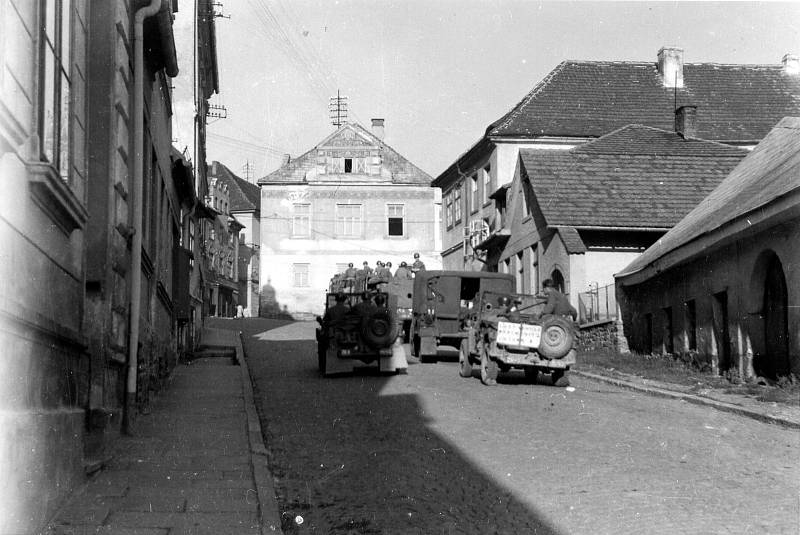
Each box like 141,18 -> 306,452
573,369 -> 800,429
47,327 -> 281,535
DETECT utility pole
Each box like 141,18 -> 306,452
329,90 -> 348,127
241,160 -> 254,183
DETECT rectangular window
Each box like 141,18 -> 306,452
387,204 -> 404,236
292,203 -> 311,237
39,0 -> 73,182
684,300 -> 697,351
335,263 -> 348,274
470,175 -> 479,213
336,204 -> 362,237
482,166 -> 491,205
453,187 -> 462,224
292,263 -> 309,287
344,158 -> 353,173
445,190 -> 454,229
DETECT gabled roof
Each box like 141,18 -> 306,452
617,117 -> 800,279
258,122 -> 432,185
519,125 -> 749,229
208,161 -> 260,212
489,61 -> 800,141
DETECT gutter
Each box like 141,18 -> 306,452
124,0 -> 162,435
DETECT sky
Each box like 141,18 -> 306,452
173,1 -> 800,182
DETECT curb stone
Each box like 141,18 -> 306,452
572,370 -> 800,429
235,331 -> 284,534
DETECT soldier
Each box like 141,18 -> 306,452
411,253 -> 426,275
323,292 -> 350,325
353,291 -> 377,318
540,278 -> 577,320
394,261 -> 412,279
343,262 -> 359,291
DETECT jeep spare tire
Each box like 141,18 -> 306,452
361,309 -> 398,348
538,316 -> 574,359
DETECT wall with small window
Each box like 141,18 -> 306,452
617,219 -> 799,379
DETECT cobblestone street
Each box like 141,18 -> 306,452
241,321 -> 799,534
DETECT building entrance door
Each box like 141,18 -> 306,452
762,256 -> 789,378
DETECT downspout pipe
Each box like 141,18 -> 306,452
124,0 -> 161,435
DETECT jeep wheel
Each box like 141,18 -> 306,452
480,346 -> 498,386
551,369 -> 570,387
458,340 -> 472,378
538,316 -> 575,359
524,367 -> 539,384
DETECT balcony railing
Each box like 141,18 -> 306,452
578,282 -> 618,325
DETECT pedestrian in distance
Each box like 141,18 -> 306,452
540,278 -> 577,320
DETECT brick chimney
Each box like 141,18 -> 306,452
371,118 -> 385,140
783,53 -> 799,75
675,105 -> 698,139
658,46 -> 684,88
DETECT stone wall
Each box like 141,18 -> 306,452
577,320 -> 621,352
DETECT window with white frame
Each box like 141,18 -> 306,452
39,0 -> 73,182
470,175 -> 479,213
445,190 -> 454,229
482,165 -> 492,205
293,263 -> 310,287
454,186 -> 462,224
292,203 -> 311,237
336,204 -> 362,237
387,204 -> 404,236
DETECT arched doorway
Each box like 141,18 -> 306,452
551,269 -> 565,293
762,255 -> 789,378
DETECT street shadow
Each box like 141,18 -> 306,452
224,318 -> 564,535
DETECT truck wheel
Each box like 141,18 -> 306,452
551,369 -> 570,387
480,347 -> 498,386
538,316 -> 575,359
458,340 -> 473,378
524,367 -> 539,384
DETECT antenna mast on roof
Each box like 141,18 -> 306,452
242,160 -> 253,182
329,90 -> 348,127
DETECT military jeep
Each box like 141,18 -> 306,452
316,291 -> 407,376
459,290 -> 577,386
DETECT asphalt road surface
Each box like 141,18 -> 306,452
240,320 -> 799,535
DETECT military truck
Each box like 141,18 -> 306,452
458,290 -> 577,386
409,271 -> 515,362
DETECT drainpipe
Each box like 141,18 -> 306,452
124,0 -> 161,435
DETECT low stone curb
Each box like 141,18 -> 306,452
235,331 -> 284,534
572,370 -> 800,429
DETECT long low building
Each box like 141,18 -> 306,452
616,117 -> 800,380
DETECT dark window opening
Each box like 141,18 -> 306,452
644,313 -> 653,354
344,158 -> 353,173
685,300 -> 697,351
388,217 -> 403,236
663,306 -> 673,354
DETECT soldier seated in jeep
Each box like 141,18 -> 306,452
459,290 -> 577,387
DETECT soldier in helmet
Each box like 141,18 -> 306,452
394,261 -> 412,280
411,253 -> 426,275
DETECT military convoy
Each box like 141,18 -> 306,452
316,268 -> 576,386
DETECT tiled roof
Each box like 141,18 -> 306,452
209,162 -> 260,212
258,123 -> 432,185
489,61 -> 800,141
618,117 -> 800,278
519,126 -> 749,229
555,226 -> 586,254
